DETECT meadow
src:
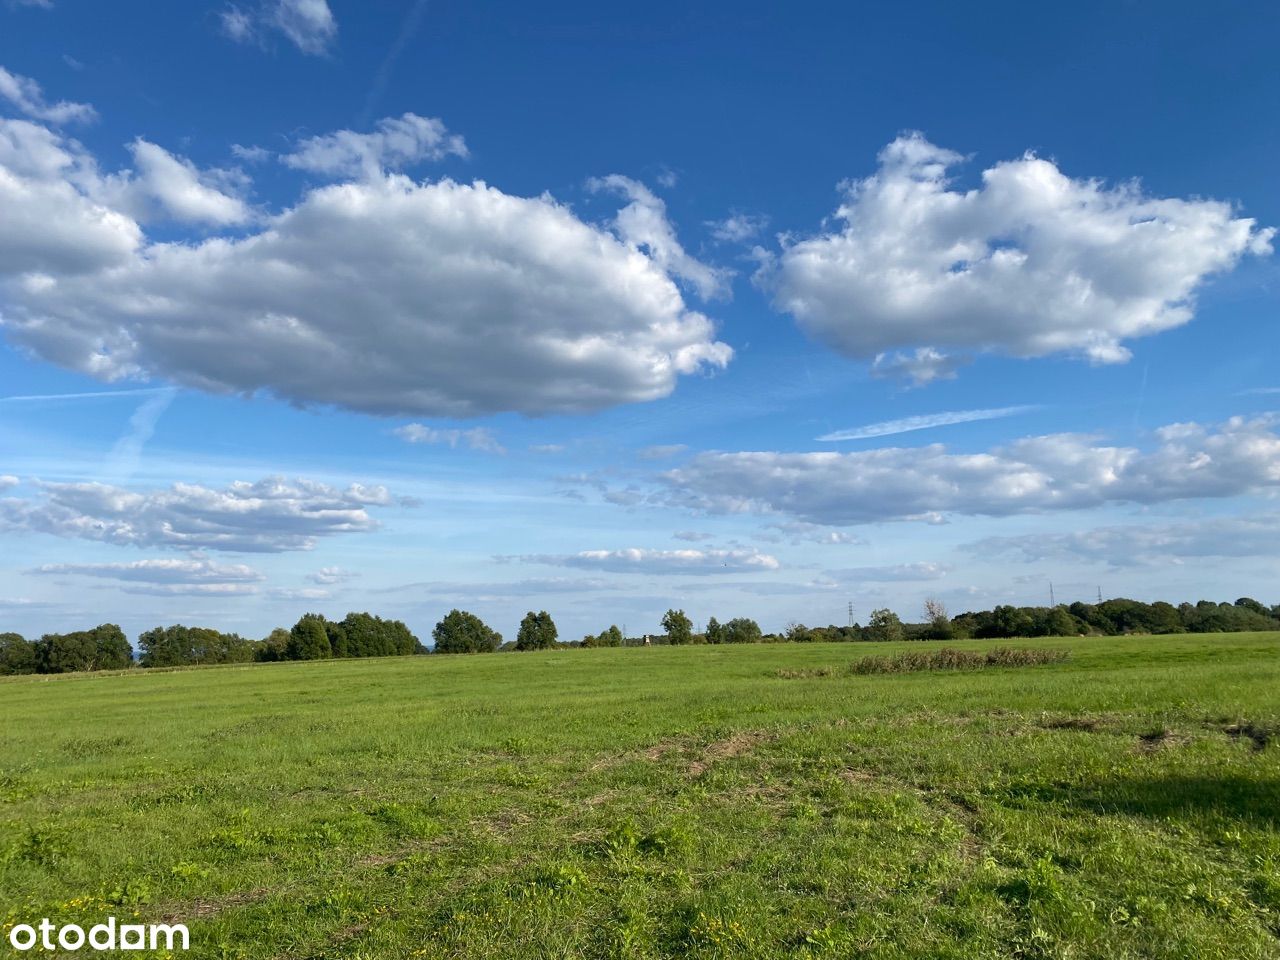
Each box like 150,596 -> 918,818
1,633 -> 1277,959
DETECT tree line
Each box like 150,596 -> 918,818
2,595 -> 1277,676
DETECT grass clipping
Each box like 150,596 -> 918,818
778,647 -> 1071,679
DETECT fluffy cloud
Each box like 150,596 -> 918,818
1,116 -> 731,416
0,65 -> 95,124
871,347 -> 967,387
707,212 -> 768,244
307,565 -> 358,585
283,113 -> 467,179
506,547 -> 780,575
0,477 -> 392,552
221,0 -> 336,55
0,119 -> 142,278
663,416 -> 1280,525
102,139 -> 252,226
395,424 -> 505,453
588,175 -> 731,300
30,557 -> 264,595
969,514 -> 1280,568
766,133 -> 1273,369
0,475 -> 17,490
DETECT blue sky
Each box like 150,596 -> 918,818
1,0 -> 1278,643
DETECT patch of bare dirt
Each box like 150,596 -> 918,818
687,731 -> 772,776
1136,728 -> 1188,752
1224,722 -> 1273,751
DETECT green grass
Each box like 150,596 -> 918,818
1,633 -> 1278,959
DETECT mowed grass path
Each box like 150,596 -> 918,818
1,634 -> 1278,959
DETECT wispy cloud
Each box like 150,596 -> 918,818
817,405 -> 1038,441
395,424 -> 505,453
105,388 -> 178,480
0,388 -> 172,403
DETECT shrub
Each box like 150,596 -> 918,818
848,647 -> 1070,674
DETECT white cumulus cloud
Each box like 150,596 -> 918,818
0,476 -> 393,552
283,113 -> 467,179
220,0 -> 337,55
663,416 -> 1280,526
765,133 -> 1273,371
588,174 -> 731,300
0,65 -> 95,125
2,168 -> 731,415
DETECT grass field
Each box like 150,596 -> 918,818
1,633 -> 1278,959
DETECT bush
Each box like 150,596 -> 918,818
848,647 -> 1070,675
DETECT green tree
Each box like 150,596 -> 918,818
0,632 -> 37,675
256,627 -> 291,662
433,609 -> 501,654
516,610 -> 558,651
583,624 -> 623,648
722,617 -> 763,644
338,612 -> 422,657
35,624 -> 132,673
704,617 -> 725,644
286,614 -> 333,661
865,609 -> 904,643
138,625 -> 253,667
661,609 -> 693,645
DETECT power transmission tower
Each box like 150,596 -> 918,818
1049,582 -> 1056,606
847,601 -> 854,627
1097,586 -> 1103,604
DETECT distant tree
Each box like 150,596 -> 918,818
704,616 -> 725,645
325,620 -> 350,658
433,609 -> 501,654
1235,597 -> 1268,616
865,609 -> 904,643
0,632 -> 36,675
516,610 -> 559,651
922,598 -> 952,640
784,621 -> 814,643
722,617 -> 763,644
338,612 -> 422,657
662,609 -> 693,645
35,624 -> 132,673
582,624 -> 623,648
138,625 -> 253,667
1039,607 -> 1082,637
256,628 -> 291,662
286,614 -> 333,661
